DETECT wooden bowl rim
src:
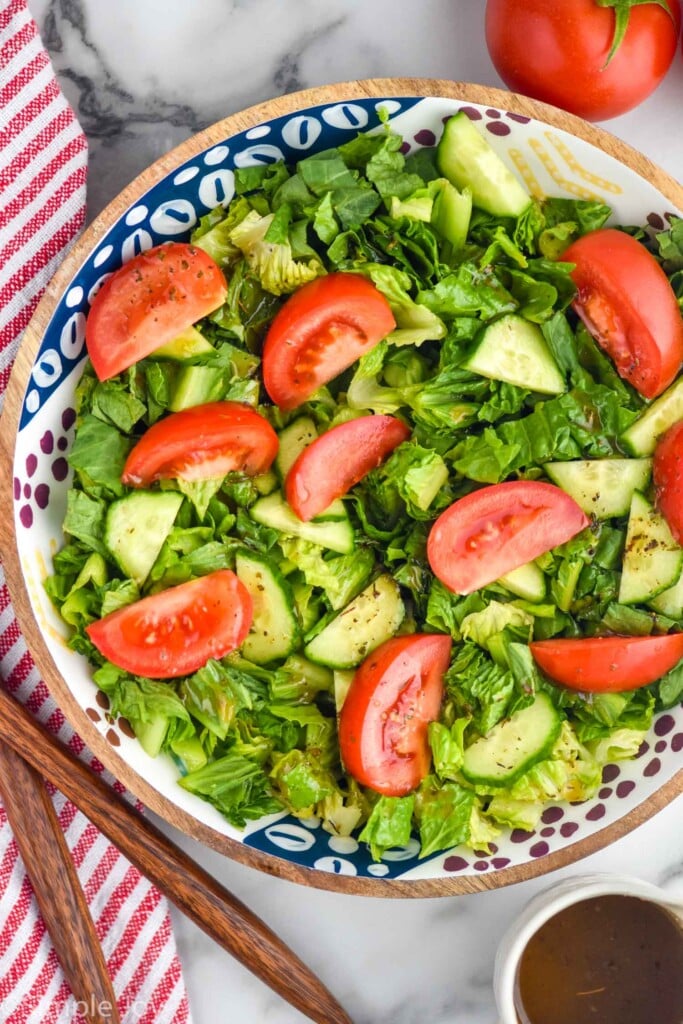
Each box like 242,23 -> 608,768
1,77 -> 681,897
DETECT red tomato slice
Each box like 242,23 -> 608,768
86,569 -> 253,679
653,420 -> 683,545
122,401 -> 279,486
427,480 -> 589,595
86,242 -> 228,380
530,634 -> 683,693
285,414 -> 410,521
563,229 -> 683,399
262,273 -> 396,411
338,634 -> 452,797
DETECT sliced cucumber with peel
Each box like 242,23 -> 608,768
649,571 -> 683,620
431,179 -> 472,249
618,491 -> 683,605
621,377 -> 683,456
544,458 -> 652,519
235,551 -> 299,664
436,111 -> 531,218
499,561 -> 546,603
304,575 -> 405,669
150,326 -> 215,361
464,314 -> 565,395
275,417 -> 318,479
462,692 -> 562,787
104,490 -> 184,586
250,491 -> 354,554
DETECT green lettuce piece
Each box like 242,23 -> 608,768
428,719 -> 468,780
451,384 -> 639,483
56,552 -> 108,627
277,537 -> 375,611
270,748 -> 337,814
657,659 -> 683,708
229,210 -> 323,295
486,795 -> 544,833
468,804 -> 501,851
584,728 -> 649,765
320,783 -> 369,838
67,414 -> 130,498
460,601 -> 533,651
91,381 -> 146,433
415,778 -> 474,858
359,263 -> 446,346
93,662 -> 192,759
100,578 -> 140,617
180,659 -> 258,740
366,442 -> 450,521
63,490 -> 108,558
417,263 -> 516,319
191,197 -> 252,266
179,753 -> 281,827
269,655 -> 333,702
445,643 -> 516,734
358,794 -> 415,862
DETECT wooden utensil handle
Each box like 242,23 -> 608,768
0,742 -> 119,1024
0,688 -> 353,1024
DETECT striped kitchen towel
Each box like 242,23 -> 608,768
0,2 -> 192,1021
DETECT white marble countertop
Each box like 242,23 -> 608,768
26,2 -> 683,1022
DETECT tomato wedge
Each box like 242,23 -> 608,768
338,634 -> 452,797
653,420 -> 683,545
563,229 -> 683,399
427,480 -> 589,595
122,401 -> 279,486
262,273 -> 396,411
86,242 -> 228,380
530,634 -> 683,693
285,414 -> 410,521
86,569 -> 253,679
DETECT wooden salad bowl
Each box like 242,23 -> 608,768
1,79 -> 682,896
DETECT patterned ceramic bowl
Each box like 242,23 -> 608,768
2,80 -> 682,895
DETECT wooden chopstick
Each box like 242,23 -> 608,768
0,742 -> 120,1024
0,686 -> 354,1024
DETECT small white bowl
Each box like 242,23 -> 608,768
494,872 -> 683,1024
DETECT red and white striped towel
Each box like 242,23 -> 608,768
0,2 -> 192,1021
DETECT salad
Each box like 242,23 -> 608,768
46,110 -> 683,863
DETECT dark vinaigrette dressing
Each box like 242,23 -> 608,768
514,894 -> 683,1024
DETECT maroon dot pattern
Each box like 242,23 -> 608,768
414,128 -> 436,146
15,411 -> 76,530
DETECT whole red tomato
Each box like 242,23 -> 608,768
485,0 -> 681,121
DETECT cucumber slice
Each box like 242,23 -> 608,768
304,575 -> 405,669
250,491 -> 354,554
235,551 -> 299,664
621,377 -> 683,456
169,364 -> 226,412
275,417 -> 318,479
464,314 -> 565,395
150,326 -> 215,361
544,458 -> 652,519
104,490 -> 184,586
499,561 -> 546,603
461,692 -> 562,787
649,571 -> 683,619
431,179 -> 472,249
618,491 -> 683,605
334,669 -> 355,714
436,111 -> 531,218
